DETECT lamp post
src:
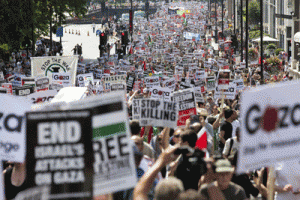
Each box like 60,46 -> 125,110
233,0 -> 235,34
240,0 -> 243,62
221,0 -> 224,37
245,0 -> 249,68
260,0 -> 264,84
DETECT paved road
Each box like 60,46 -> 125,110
51,24 -> 118,62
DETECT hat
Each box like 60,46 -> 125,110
214,159 -> 234,173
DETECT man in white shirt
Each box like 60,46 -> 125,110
223,127 -> 240,160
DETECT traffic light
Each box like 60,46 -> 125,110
129,10 -> 133,33
100,32 -> 107,46
121,31 -> 128,45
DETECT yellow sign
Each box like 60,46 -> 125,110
149,73 -> 152,76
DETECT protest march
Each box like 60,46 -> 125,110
0,0 -> 298,200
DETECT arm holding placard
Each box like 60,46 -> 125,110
212,110 -> 224,130
133,145 -> 179,200
161,127 -> 170,150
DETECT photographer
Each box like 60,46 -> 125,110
174,129 -> 207,191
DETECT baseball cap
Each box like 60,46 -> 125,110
214,159 -> 234,173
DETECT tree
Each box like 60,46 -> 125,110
0,0 -> 88,56
248,0 -> 260,25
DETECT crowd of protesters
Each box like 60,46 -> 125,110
0,1 -> 297,200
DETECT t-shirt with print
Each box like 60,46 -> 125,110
199,182 -> 247,200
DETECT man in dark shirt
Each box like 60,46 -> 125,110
219,109 -> 237,152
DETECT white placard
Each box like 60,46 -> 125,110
150,86 -> 172,101
0,94 -> 31,162
214,82 -> 237,100
27,90 -> 58,104
237,81 -> 300,173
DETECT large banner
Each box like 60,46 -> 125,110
26,109 -> 94,199
0,94 -> 31,162
31,56 -> 78,85
237,81 -> 300,173
172,89 -> 197,127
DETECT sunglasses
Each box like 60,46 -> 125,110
174,135 -> 180,138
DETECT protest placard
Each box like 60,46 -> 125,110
126,74 -> 135,92
144,76 -> 160,88
206,76 -> 216,91
52,72 -> 72,87
0,94 -> 31,162
214,82 -> 236,100
194,87 -> 205,103
102,75 -> 126,91
162,77 -> 176,90
132,99 -> 141,120
26,109 -> 94,199
137,98 -> 178,128
150,86 -> 172,101
172,89 -> 197,126
1,83 -> 12,95
233,79 -> 244,91
77,73 -> 94,87
237,81 -> 300,173
31,56 -> 78,85
65,92 -> 137,197
22,77 -> 36,89
27,90 -> 58,104
217,69 -> 230,90
36,77 -> 50,92
0,71 -> 4,81
15,86 -> 35,96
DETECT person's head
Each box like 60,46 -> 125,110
207,96 -> 214,105
130,120 -> 141,136
224,109 -> 235,121
154,177 -> 184,200
197,102 -> 205,108
131,135 -> 144,152
180,128 -> 197,148
133,144 -> 143,167
214,159 -> 234,190
212,105 -> 219,115
177,189 -> 201,200
173,127 -> 184,144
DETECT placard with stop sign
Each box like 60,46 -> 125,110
237,81 -> 300,173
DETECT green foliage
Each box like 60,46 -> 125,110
249,30 -> 270,40
242,0 -> 260,25
249,48 -> 258,59
266,43 -> 277,50
275,48 -> 284,55
265,56 -> 281,66
0,0 -> 88,53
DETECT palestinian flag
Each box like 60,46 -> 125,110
129,45 -> 133,55
143,61 -> 147,71
196,131 -> 207,150
181,13 -> 186,18
148,34 -> 151,42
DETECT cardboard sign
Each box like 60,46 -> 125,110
214,82 -> 236,100
237,81 -> 300,173
132,99 -> 141,120
26,109 -> 94,199
15,86 -> 35,96
144,76 -> 160,88
1,83 -> 12,95
31,56 -> 78,85
218,70 -> 230,90
27,90 -> 58,104
206,76 -> 216,91
36,77 -> 49,92
126,75 -> 135,92
77,73 -> 94,87
0,94 -> 31,162
194,87 -> 205,103
233,79 -> 244,91
65,92 -> 137,197
137,98 -> 178,128
12,75 -> 24,87
52,72 -> 72,87
172,89 -> 197,127
102,75 -> 126,91
163,77 -> 176,90
110,83 -> 126,91
150,86 -> 172,101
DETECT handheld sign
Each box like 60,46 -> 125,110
0,94 -> 31,162
26,109 -> 94,199
237,81 -> 300,173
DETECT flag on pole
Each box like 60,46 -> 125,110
196,131 -> 207,150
